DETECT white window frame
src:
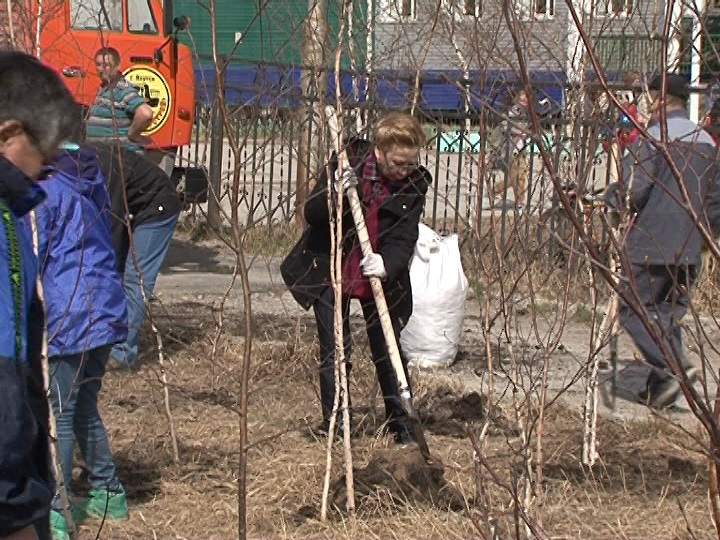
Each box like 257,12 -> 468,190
517,0 -> 555,20
594,0 -> 633,17
377,0 -> 417,23
442,0 -> 482,20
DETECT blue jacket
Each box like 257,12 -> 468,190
31,146 -> 128,356
0,156 -> 54,536
0,167 -> 42,364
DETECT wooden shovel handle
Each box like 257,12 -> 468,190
325,107 -> 410,394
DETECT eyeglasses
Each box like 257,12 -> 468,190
380,151 -> 420,173
387,161 -> 419,172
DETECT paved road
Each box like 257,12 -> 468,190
155,236 -> 720,431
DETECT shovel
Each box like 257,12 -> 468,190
325,107 -> 433,462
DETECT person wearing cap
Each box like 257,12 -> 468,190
605,73 -> 720,409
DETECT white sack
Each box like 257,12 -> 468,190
400,224 -> 468,368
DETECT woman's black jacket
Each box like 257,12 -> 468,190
282,138 -> 430,327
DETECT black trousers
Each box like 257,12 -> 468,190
618,263 -> 696,392
312,287 -> 411,434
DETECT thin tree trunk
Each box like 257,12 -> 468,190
709,371 -> 720,538
296,0 -> 328,228
331,1 -> 356,514
5,0 -> 14,46
30,211 -> 76,539
319,137 -> 344,520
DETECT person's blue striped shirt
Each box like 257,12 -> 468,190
86,76 -> 146,151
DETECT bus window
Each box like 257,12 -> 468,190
127,0 -> 158,33
70,0 -> 122,30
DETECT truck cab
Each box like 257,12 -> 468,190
36,0 -> 195,150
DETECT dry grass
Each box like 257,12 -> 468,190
68,299 -> 718,540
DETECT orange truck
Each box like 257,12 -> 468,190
3,0 -> 196,167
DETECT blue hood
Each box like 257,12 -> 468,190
48,146 -> 106,210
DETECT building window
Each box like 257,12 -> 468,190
518,0 -> 554,19
464,0 -> 481,16
378,0 -> 416,22
595,0 -> 633,17
443,0 -> 481,19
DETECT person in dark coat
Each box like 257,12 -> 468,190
0,52 -> 80,540
87,142 -> 181,369
283,112 -> 430,443
606,73 -> 720,409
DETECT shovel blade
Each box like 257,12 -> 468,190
400,392 -> 432,462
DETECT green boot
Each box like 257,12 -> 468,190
75,487 -> 129,521
49,509 -> 71,540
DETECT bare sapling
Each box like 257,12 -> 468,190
581,139 -> 620,467
30,210 -> 76,538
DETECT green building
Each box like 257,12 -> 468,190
173,0 -> 368,68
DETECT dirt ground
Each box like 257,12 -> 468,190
72,234 -> 720,539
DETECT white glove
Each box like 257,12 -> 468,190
333,167 -> 358,193
360,252 -> 387,279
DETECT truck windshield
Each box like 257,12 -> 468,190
70,0 -> 122,30
127,0 -> 158,33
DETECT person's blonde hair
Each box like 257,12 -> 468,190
373,112 -> 425,151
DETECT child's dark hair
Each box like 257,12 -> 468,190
0,51 -> 79,154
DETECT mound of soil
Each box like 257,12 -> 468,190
416,385 -> 487,437
329,445 -> 465,513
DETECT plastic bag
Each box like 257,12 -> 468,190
400,224 -> 469,368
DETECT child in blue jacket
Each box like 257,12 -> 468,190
29,144 -> 129,540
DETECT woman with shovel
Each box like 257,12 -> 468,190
282,112 -> 430,444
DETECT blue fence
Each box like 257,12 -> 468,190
192,61 -> 567,114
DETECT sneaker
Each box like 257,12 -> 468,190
107,357 -> 134,372
75,487 -> 129,521
643,378 -> 679,410
641,367 -> 698,410
50,509 -> 70,540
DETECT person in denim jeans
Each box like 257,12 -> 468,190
30,144 -> 129,540
89,142 -> 181,369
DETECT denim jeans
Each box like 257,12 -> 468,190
619,263 -> 696,392
112,212 -> 179,366
48,345 -> 121,509
312,287 -> 411,434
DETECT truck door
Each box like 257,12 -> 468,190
40,0 -> 124,104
